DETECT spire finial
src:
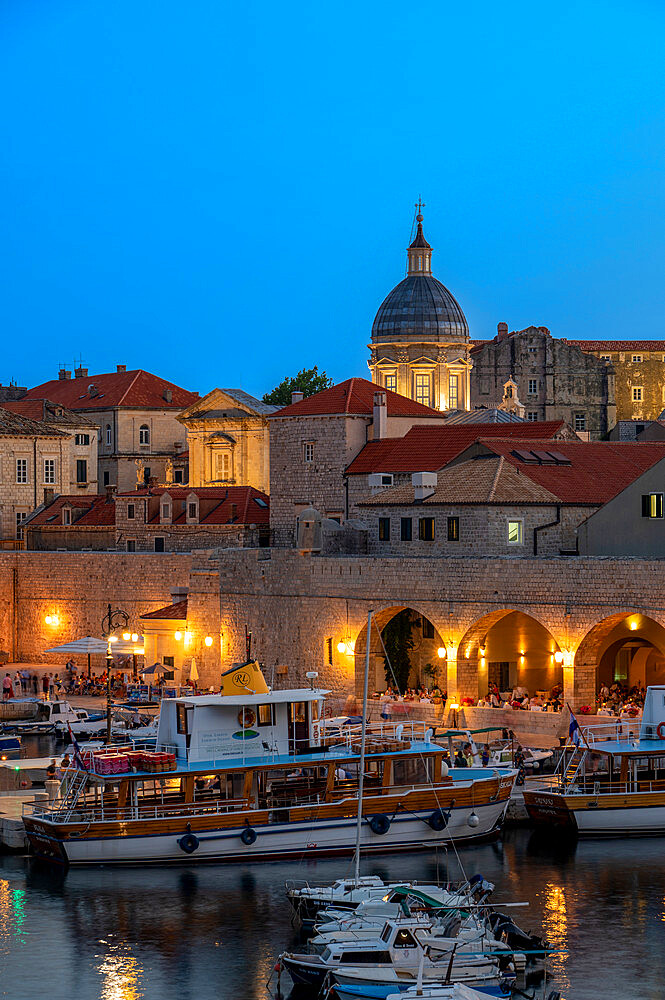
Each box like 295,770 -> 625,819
415,196 -> 425,223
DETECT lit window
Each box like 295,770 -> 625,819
600,355 -> 611,362
215,452 -> 231,479
139,425 -> 150,445
507,520 -> 523,545
415,374 -> 431,408
632,387 -> 643,402
43,459 -> 56,484
418,517 -> 435,541
448,374 -> 458,410
574,413 -> 586,432
528,379 -> 538,395
417,255 -> 423,271
258,704 -> 275,726
384,373 -> 397,393
527,411 -> 538,422
303,442 -> 314,463
447,516 -> 459,541
16,459 -> 28,484
378,517 -> 390,541
642,493 -> 663,519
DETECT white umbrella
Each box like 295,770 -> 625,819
45,636 -> 109,678
190,658 -> 199,683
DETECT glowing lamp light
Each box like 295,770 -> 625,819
554,651 -> 564,664
449,702 -> 460,711
174,631 -> 182,641
122,632 -> 131,641
45,614 -> 59,626
131,633 -> 138,642
628,619 -> 638,631
184,631 -> 192,644
437,647 -> 446,659
479,646 -> 486,658
204,635 -> 213,647
108,635 -> 119,643
447,642 -> 457,658
337,638 -> 355,656
337,641 -> 346,653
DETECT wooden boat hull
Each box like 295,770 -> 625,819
523,788 -> 665,835
24,795 -> 510,865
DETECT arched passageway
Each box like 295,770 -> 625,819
352,606 -> 445,696
575,613 -> 665,706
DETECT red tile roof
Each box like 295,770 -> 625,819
2,398 -> 97,427
118,485 -> 270,526
24,370 -> 199,410
471,439 -> 665,504
25,495 -> 116,528
345,421 -> 568,475
2,399 -> 50,421
565,340 -> 665,352
270,378 -> 448,419
140,599 -> 188,620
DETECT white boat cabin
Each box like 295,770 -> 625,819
640,686 -> 665,740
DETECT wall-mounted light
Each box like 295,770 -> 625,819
131,633 -> 138,643
174,631 -> 182,641
122,632 -> 131,641
554,650 -> 564,664
204,635 -> 213,647
479,645 -> 486,658
437,647 -> 446,659
628,619 -> 638,631
44,614 -> 59,626
337,638 -> 355,656
184,631 -> 192,645
562,650 -> 574,668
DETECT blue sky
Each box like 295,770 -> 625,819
1,1 -> 664,399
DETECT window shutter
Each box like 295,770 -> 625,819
642,495 -> 651,517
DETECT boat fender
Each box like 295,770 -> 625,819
428,808 -> 450,831
241,826 -> 258,846
657,722 -> 665,739
368,814 -> 391,835
178,824 -> 200,854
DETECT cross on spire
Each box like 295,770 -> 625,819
415,196 -> 425,221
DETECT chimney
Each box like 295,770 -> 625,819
117,364 -> 126,373
373,391 -> 387,440
74,366 -> 88,379
412,471 -> 437,501
497,322 -> 509,342
43,487 -> 55,506
58,368 -> 72,380
291,390 -> 304,405
105,484 -> 117,503
163,388 -> 173,403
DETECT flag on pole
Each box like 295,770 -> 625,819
569,711 -> 580,746
67,722 -> 89,771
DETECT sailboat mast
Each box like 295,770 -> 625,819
353,608 -> 373,885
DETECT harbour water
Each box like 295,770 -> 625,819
2,828 -> 665,1000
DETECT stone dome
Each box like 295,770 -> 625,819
371,274 -> 469,343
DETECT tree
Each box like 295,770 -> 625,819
262,366 -> 334,405
382,610 -> 415,692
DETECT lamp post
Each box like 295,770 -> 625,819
101,602 -> 129,745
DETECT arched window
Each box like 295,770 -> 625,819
139,424 -> 150,446
105,424 -> 112,446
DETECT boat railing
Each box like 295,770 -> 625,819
316,719 -> 436,751
24,794 -> 256,824
579,719 -> 642,745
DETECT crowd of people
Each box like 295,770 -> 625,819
596,682 -> 646,717
1,661 -> 138,701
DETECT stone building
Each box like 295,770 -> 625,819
177,388 -> 276,494
22,365 -> 198,491
567,339 -> 665,424
367,212 -> 472,411
22,485 -> 270,553
268,378 -> 448,545
1,398 -> 98,494
470,324 -> 615,439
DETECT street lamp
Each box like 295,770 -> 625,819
101,602 -> 129,745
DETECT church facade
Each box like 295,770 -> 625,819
367,212 -> 472,412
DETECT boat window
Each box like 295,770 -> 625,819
380,924 -> 392,942
52,704 -> 61,714
340,951 -> 390,964
176,703 -> 188,735
257,704 -> 275,726
288,702 -> 307,723
394,930 -> 417,948
311,701 -> 319,722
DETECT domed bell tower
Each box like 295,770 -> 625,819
368,202 -> 472,412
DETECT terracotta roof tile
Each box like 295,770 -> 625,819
565,340 -> 665,352
119,485 -> 270,526
24,370 -> 199,410
345,421 -> 567,475
270,378 -> 448,419
0,407 -> 68,438
25,495 -> 115,528
2,398 -> 97,427
140,599 -> 188,620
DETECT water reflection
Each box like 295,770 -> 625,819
98,949 -> 143,1000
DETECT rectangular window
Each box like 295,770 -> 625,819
215,452 -> 231,479
126,539 -> 136,552
161,503 -> 170,519
43,459 -> 56,484
326,637 -> 333,665
447,516 -> 460,541
574,413 -> 586,432
15,512 -> 27,540
76,459 -> 87,484
415,373 -> 431,408
400,517 -> 412,541
632,355 -> 643,362
127,503 -> 135,520
632,387 -> 643,402
105,426 -> 112,446
507,520 -> 523,545
143,466 -> 151,483
163,655 -> 174,668
174,469 -> 184,483
258,704 -> 275,726
418,517 -> 435,541
74,433 -> 90,446
176,704 -> 188,734
103,471 -> 110,487
600,355 -> 611,361
448,374 -> 458,410
528,378 -> 538,395
303,442 -> 314,463
378,517 -> 390,541
188,502 -> 197,519
380,474 -> 393,486
527,411 -> 538,421
642,493 -> 664,518
154,537 -> 165,552
62,508 -> 71,526
16,459 -> 28,484
384,373 -> 397,393
422,618 -> 434,639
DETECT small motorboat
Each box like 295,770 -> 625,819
333,984 -> 511,1000
0,734 -> 21,756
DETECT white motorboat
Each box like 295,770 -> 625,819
333,984 -> 507,1000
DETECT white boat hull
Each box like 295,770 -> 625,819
573,803 -> 665,835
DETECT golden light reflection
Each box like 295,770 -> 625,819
98,951 -> 143,1000
543,882 -> 568,941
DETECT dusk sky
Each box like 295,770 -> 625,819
2,1 -> 664,400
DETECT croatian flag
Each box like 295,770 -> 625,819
569,712 -> 580,746
67,722 -> 89,771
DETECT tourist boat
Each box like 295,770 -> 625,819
22,657 -> 516,866
523,685 -> 665,835
4,701 -> 105,738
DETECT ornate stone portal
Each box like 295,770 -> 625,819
368,208 -> 472,411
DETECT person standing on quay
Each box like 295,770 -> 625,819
3,672 -> 12,700
42,673 -> 50,701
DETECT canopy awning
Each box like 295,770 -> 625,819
44,637 -> 108,655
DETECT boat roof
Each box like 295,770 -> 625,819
584,737 -> 665,757
172,688 -> 329,706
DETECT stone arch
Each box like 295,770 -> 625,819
574,613 -> 665,703
352,604 -> 446,696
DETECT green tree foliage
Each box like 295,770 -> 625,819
382,610 -> 415,692
262,366 -> 334,405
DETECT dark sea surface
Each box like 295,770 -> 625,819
2,739 -> 664,999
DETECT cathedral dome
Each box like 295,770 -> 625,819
371,274 -> 469,343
